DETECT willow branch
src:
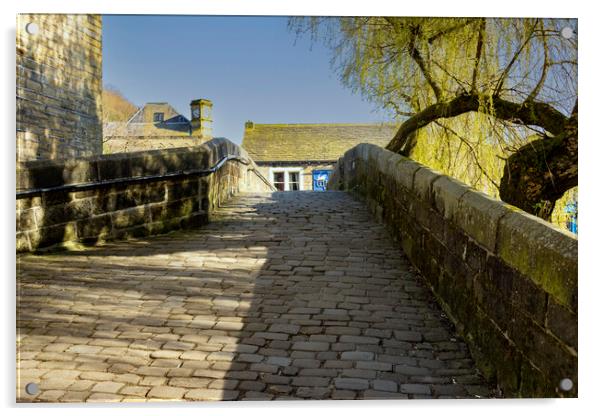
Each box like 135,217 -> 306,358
494,20 -> 539,96
427,19 -> 475,44
386,93 -> 568,155
525,21 -> 549,102
408,26 -> 442,100
433,120 -> 500,190
471,19 -> 486,94
383,18 -> 443,101
386,100 -> 415,117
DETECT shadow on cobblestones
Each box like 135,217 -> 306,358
17,192 -> 496,402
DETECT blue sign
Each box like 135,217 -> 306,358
312,170 -> 332,191
564,201 -> 578,234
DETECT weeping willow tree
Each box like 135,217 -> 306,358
290,17 -> 577,220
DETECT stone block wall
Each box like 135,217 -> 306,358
329,143 -> 578,398
103,136 -> 211,154
103,122 -> 192,139
16,139 -> 274,252
16,14 -> 103,161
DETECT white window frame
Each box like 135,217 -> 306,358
269,167 -> 304,191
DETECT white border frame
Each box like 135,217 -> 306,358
5,3 -> 599,415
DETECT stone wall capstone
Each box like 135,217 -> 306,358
16,14 -> 103,162
16,139 -> 274,252
103,136 -> 211,154
329,143 -> 578,398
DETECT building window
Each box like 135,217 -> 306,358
153,112 -> 164,122
273,171 -> 285,191
270,168 -> 303,191
288,172 -> 300,191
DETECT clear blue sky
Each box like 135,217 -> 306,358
102,15 -> 392,144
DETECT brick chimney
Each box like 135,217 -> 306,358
190,98 -> 213,139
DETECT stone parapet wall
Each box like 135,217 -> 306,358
103,136 -> 210,154
103,122 -> 192,138
17,14 -> 103,161
16,139 -> 274,253
329,143 -> 577,398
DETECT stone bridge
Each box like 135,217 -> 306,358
16,139 -> 577,402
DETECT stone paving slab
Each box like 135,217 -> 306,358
16,192 -> 496,402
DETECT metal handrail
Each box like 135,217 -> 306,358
16,155 -> 252,199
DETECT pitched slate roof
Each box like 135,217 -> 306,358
242,122 -> 399,162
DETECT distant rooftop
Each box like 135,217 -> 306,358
241,122 -> 399,163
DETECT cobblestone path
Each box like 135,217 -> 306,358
17,192 -> 494,402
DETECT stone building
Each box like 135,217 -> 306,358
103,99 -> 213,154
16,14 -> 103,161
242,122 -> 399,191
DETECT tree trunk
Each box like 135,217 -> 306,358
499,116 -> 577,220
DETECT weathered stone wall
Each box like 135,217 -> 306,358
16,139 -> 274,252
103,121 -> 191,138
329,143 -> 577,398
103,136 -> 211,154
16,14 -> 103,161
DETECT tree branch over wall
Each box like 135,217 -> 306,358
386,93 -> 568,155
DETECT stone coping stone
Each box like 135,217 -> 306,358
497,210 -> 578,311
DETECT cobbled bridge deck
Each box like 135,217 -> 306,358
17,191 -> 495,402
